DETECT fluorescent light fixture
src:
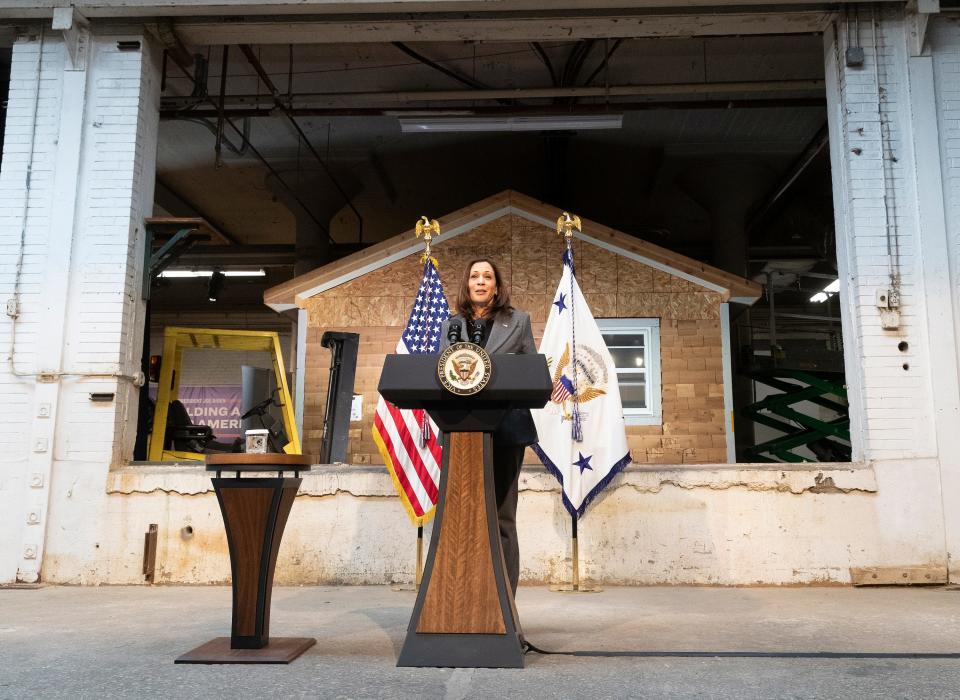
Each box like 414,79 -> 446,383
159,269 -> 266,278
810,279 -> 840,303
399,114 -> 623,133
159,270 -> 209,278
223,270 -> 266,278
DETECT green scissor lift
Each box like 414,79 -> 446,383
741,369 -> 851,463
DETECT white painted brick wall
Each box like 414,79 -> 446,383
0,39 -> 64,456
54,37 -> 159,464
0,30 -> 160,582
826,8 -> 936,461
931,19 -> 960,372
0,36 -> 69,581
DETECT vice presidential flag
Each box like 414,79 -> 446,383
532,250 -> 631,517
373,259 -> 449,525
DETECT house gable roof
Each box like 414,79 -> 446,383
263,190 -> 761,311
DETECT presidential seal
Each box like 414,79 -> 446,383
438,342 -> 492,396
548,342 -> 608,421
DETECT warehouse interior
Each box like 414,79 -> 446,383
144,32 -> 849,463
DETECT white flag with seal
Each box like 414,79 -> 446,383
532,249 -> 631,517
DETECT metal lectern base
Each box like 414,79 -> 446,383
397,632 -> 524,668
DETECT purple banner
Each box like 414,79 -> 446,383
150,385 -> 243,439
179,385 -> 243,439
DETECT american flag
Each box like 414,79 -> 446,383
373,259 -> 449,524
551,374 -> 576,404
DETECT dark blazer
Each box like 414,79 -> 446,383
440,309 -> 539,446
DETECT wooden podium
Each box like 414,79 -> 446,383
176,454 -> 316,664
379,353 -> 551,668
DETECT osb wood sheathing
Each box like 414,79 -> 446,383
267,190 -> 760,308
303,214 -> 726,465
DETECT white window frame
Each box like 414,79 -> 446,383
597,318 -> 662,426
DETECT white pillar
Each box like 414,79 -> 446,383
0,26 -> 160,583
825,9 -> 960,578
294,308 -> 308,442
920,17 -> 960,580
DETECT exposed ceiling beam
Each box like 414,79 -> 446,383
163,10 -> 837,44
161,97 -> 826,119
175,244 -> 297,267
161,79 -> 824,111
0,1 -> 898,20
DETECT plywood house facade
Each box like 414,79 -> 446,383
266,191 -> 761,466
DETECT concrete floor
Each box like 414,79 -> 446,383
1,585 -> 959,698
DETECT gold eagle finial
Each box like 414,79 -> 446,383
556,212 -> 582,239
415,216 -> 441,264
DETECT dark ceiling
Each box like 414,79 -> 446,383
152,34 -> 837,324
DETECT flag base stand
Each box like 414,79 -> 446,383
548,517 -> 602,593
549,583 -> 603,593
391,525 -> 425,592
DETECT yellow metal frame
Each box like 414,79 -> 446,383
147,327 -> 301,461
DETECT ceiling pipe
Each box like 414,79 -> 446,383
580,38 -> 624,88
746,122 -> 830,235
560,39 -> 595,89
238,43 -> 364,243
165,50 -> 336,244
179,116 -> 250,156
160,97 -> 827,120
155,177 -> 241,246
214,44 -> 229,168
392,42 -> 487,91
529,42 -> 558,87
161,78 -> 824,110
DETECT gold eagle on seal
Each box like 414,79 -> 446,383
453,354 -> 479,381
550,343 -> 606,420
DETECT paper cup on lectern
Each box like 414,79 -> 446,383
245,429 -> 269,453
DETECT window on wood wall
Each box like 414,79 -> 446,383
598,318 -> 662,426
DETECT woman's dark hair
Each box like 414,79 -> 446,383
456,257 -> 513,320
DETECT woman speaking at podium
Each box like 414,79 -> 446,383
439,258 -> 538,595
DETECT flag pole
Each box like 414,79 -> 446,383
390,215 -> 443,593
548,212 -> 602,594
571,513 -> 579,591
562,217 -> 583,592
413,216 -> 439,591
550,510 -> 600,592
415,525 -> 424,589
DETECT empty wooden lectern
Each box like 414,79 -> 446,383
176,453 -> 315,664
379,353 -> 551,668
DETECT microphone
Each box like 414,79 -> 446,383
447,319 -> 462,344
470,320 -> 484,345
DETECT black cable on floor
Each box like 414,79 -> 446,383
521,641 -> 960,659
